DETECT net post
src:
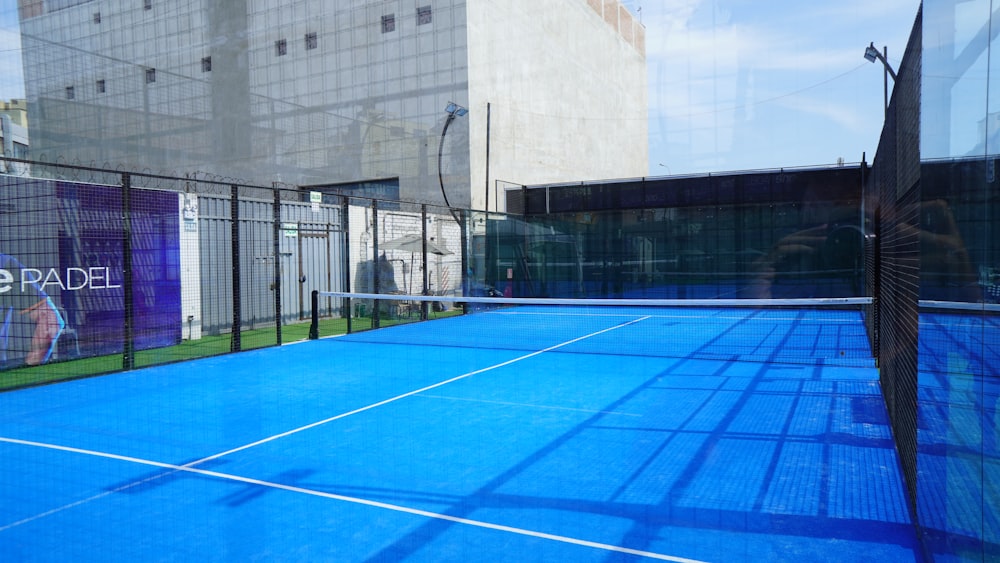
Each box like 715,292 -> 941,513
309,290 -> 319,339
345,296 -> 353,333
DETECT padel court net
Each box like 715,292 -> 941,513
311,292 -> 875,368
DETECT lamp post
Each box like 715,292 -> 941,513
437,102 -> 468,213
864,42 -> 897,116
437,102 -> 469,302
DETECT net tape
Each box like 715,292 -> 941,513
319,292 -> 872,308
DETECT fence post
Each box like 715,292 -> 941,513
342,197 -> 352,334
421,204 -> 428,320
372,199 -> 380,329
273,184 -> 282,345
230,184 -> 241,352
460,209 -> 468,314
121,172 -> 135,370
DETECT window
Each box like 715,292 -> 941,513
145,68 -> 156,84
201,57 -> 212,72
305,32 -> 317,50
381,14 -> 395,33
417,5 -> 432,25
65,86 -> 75,100
93,12 -> 101,24
143,0 -> 152,10
275,39 -> 287,56
96,79 -> 105,93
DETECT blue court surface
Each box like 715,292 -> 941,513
0,306 -> 923,561
915,309 -> 999,559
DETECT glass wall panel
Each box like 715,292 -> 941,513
920,2 -> 999,560
496,169 -> 866,301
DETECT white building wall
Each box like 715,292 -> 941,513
19,0 -> 646,211
20,0 -> 472,205
345,203 -> 462,297
178,193 -> 202,340
466,0 -> 648,211
1,114 -> 30,175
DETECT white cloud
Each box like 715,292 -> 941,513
773,93 -> 868,134
640,0 -> 919,173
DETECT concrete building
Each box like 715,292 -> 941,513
0,99 -> 29,128
17,0 -> 647,210
1,99 -> 30,174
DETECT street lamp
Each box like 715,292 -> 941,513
437,102 -> 469,300
864,42 -> 897,114
437,102 -> 468,213
445,102 -> 468,118
863,43 -> 879,63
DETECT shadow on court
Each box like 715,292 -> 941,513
0,324 -> 922,562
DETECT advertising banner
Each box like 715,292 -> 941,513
0,177 -> 181,368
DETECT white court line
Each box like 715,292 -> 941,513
0,316 -> 698,563
189,315 -> 654,466
0,437 -> 707,563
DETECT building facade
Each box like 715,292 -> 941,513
17,0 -> 647,210
0,99 -> 29,174
0,99 -> 28,128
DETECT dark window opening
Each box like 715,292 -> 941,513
276,39 -> 287,56
93,12 -> 101,24
417,6 -> 432,25
65,86 -> 75,100
201,57 -> 212,72
305,32 -> 317,50
145,68 -> 156,83
96,79 -> 105,93
382,14 -> 395,33
144,0 -> 152,10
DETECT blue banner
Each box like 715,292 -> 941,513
0,178 -> 181,368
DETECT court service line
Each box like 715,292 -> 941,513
0,317 -> 653,534
0,436 -> 707,563
186,315 -> 655,467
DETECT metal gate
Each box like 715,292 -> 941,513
198,194 -> 345,336
280,222 -> 342,321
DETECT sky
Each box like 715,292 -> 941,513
620,0 -> 921,175
0,4 -> 22,101
0,0 -> 921,176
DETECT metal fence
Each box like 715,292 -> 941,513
0,158 -> 469,389
866,7 -> 922,519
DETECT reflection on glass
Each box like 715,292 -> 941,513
919,2 -> 999,561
